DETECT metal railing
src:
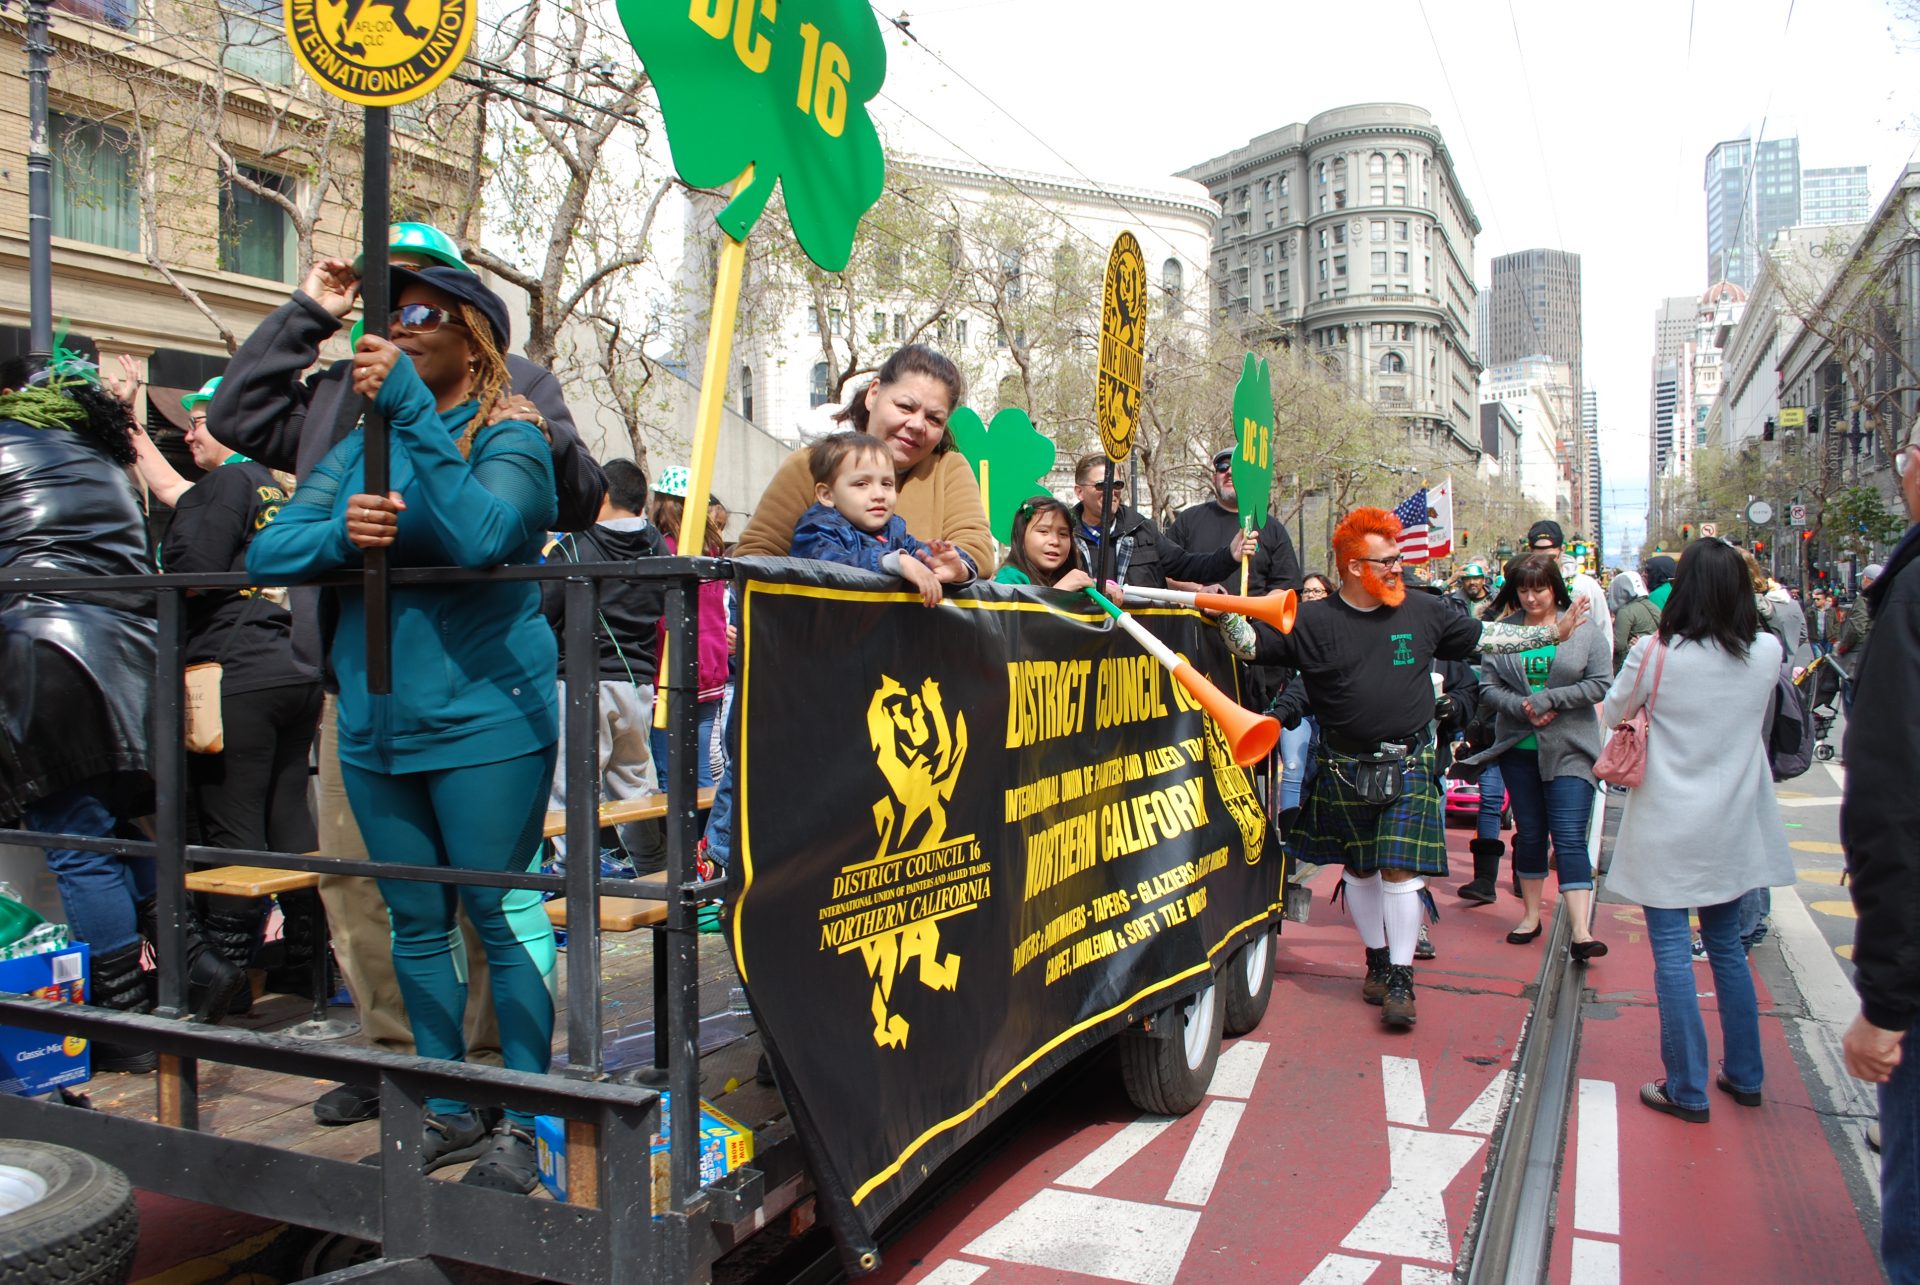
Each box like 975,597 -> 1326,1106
0,555 -> 739,1284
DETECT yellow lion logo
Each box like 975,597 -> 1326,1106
868,675 -> 968,860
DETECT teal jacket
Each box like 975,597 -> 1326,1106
248,355 -> 558,774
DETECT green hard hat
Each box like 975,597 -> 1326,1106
1462,562 -> 1487,578
351,222 -> 469,275
179,376 -> 221,412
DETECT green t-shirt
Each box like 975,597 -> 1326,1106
1515,643 -> 1556,752
994,565 -> 1032,585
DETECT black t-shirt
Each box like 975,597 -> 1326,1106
163,461 -> 313,695
1250,588 -> 1482,742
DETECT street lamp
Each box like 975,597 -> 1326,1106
9,0 -> 56,364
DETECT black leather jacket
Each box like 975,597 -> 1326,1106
0,421 -> 156,822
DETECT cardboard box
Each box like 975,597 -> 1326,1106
0,943 -> 90,1096
534,1092 -> 753,1210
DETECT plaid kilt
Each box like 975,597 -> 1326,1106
1285,738 -> 1449,877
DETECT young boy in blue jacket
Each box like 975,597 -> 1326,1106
790,431 -> 975,605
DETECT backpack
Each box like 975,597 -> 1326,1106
1766,666 -> 1815,781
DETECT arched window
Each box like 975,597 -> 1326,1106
809,362 -> 831,407
1162,257 -> 1184,301
1381,351 -> 1405,374
1392,152 -> 1407,177
1369,152 -> 1386,175
1331,157 -> 1346,183
1316,161 -> 1327,186
739,364 -> 755,422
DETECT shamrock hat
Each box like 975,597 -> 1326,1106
653,465 -> 691,498
352,222 -> 469,276
1461,562 -> 1487,578
179,376 -> 222,412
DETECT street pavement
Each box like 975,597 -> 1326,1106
873,796 -> 1886,1285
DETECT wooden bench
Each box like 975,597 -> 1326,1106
539,786 -> 717,840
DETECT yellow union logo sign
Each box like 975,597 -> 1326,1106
1096,230 -> 1146,464
286,0 -> 475,107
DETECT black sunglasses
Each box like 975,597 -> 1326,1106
390,303 -> 468,333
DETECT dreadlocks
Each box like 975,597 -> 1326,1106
454,300 -> 510,459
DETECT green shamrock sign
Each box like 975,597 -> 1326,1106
1231,352 -> 1275,532
616,0 -> 887,272
949,406 -> 1055,544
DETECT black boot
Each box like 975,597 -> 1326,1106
199,895 -> 265,1016
88,941 -> 157,1075
1459,838 -> 1504,906
137,898 -> 247,1024
262,888 -> 324,1001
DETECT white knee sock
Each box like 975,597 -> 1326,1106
1383,877 -> 1427,966
1343,872 -> 1387,950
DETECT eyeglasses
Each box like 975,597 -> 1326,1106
389,303 -> 468,333
1355,554 -> 1405,570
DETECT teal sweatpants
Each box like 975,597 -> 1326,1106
342,746 -> 557,1124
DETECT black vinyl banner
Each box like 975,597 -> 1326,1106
728,558 -> 1281,1243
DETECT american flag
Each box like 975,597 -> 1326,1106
1393,488 -> 1432,563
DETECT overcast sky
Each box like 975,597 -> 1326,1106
865,0 -> 1920,562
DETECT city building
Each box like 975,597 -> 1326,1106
1583,387 -> 1603,559
1481,247 -> 1585,527
1704,135 -> 1800,290
0,0 -> 472,428
1647,283 -> 1745,539
1480,354 -> 1571,520
1181,103 -> 1485,465
712,155 -> 1216,457
1801,166 -> 1872,227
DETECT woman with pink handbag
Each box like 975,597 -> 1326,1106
1601,539 -> 1793,1124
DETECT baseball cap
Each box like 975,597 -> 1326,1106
179,376 -> 221,412
1863,562 -> 1885,582
1211,448 -> 1235,471
1526,520 -> 1565,549
390,265 -> 511,353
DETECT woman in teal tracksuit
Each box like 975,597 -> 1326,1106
249,266 -> 556,1193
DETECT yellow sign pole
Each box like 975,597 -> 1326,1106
658,166 -> 752,731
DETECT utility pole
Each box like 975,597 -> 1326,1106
22,0 -> 55,367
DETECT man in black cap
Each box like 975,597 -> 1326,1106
211,244 -> 605,1128
1070,453 -> 1248,589
1169,447 -> 1303,598
1526,519 -> 1611,643
1170,448 -> 1303,709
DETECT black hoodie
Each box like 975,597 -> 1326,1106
540,519 -> 667,686
1842,520 -> 1920,1032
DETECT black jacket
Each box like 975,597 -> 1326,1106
541,520 -> 668,686
0,422 -> 156,823
1071,502 -> 1238,589
1166,499 -> 1302,596
1842,520 -> 1920,1032
210,290 -> 607,677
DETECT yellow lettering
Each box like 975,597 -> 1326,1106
732,0 -> 775,73
689,0 -> 729,39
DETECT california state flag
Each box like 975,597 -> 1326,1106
1427,478 -> 1454,559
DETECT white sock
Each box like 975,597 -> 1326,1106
1343,872 -> 1387,950
1384,877 -> 1427,966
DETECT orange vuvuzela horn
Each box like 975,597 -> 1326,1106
1084,587 -> 1279,766
1121,584 -> 1298,634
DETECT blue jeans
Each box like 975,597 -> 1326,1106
23,781 -> 155,953
1738,887 -> 1772,944
1277,719 -> 1312,813
1643,900 -> 1764,1111
650,698 -> 720,793
1883,1028 -> 1920,1284
1499,749 -> 1596,889
703,684 -> 736,870
1476,761 -> 1506,840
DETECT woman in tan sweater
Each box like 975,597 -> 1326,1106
735,345 -> 993,573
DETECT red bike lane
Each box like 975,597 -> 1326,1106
874,827 -> 1883,1285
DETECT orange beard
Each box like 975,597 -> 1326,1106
1358,565 -> 1408,607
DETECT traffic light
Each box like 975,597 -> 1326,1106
1807,408 -> 1821,434
1681,523 -> 1693,542
1800,529 -> 1813,542
1753,539 -> 1767,556
1764,417 -> 1776,442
